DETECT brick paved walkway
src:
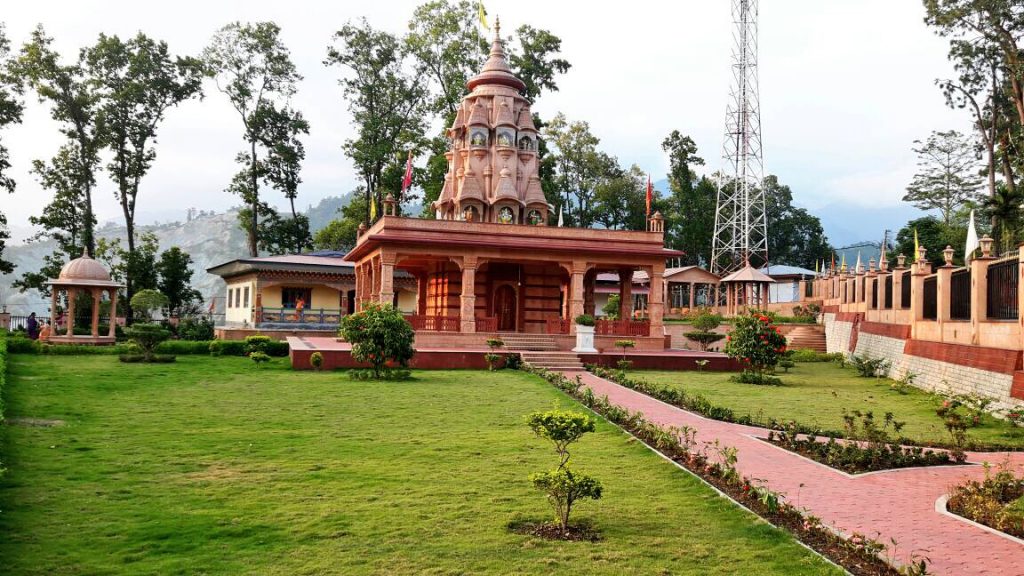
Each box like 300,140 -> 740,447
568,370 -> 1024,576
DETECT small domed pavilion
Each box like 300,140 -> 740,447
46,252 -> 123,345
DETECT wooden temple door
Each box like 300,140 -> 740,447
495,284 -> 517,331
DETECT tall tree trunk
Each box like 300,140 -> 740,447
249,140 -> 259,257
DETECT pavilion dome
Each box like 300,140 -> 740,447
58,253 -> 112,282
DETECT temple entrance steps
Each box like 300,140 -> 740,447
496,333 -> 560,351
786,325 -> 827,353
519,351 -> 585,371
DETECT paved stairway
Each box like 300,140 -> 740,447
565,370 -> 1024,575
519,351 -> 584,371
786,324 -> 827,352
499,333 -> 559,351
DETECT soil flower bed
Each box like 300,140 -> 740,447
947,464 -> 1024,539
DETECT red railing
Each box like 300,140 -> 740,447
545,318 -> 570,334
596,319 -> 650,336
475,316 -> 498,332
405,314 -> 461,332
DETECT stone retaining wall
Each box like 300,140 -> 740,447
825,317 -> 1024,412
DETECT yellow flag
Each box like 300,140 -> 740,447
913,228 -> 919,263
478,2 -> 489,30
369,194 -> 377,221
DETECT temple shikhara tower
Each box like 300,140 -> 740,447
433,20 -> 547,225
345,20 -> 681,350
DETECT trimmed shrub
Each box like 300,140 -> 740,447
245,335 -> 272,354
156,340 -> 214,355
310,351 -> 324,371
249,351 -> 271,367
339,302 -> 415,379
124,323 -> 172,362
573,314 -> 595,327
526,409 -> 602,534
683,331 -> 726,351
6,336 -> 40,354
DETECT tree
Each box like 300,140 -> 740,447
86,32 -> 203,314
12,146 -> 96,297
507,25 -> 571,102
130,288 -> 169,322
661,131 -> 715,265
405,0 -> 486,117
526,409 -> 602,535
545,113 -> 616,228
0,24 -> 23,275
15,26 -> 102,256
339,302 -> 416,379
904,130 -> 983,225
980,183 -> 1024,251
313,193 -> 367,252
327,19 -> 428,224
592,164 -> 648,231
157,247 -> 202,318
763,176 -> 832,269
895,215 -> 968,267
255,104 -> 310,233
204,21 -> 303,256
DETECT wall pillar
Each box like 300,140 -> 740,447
379,252 -> 396,305
936,264 -> 953,330
416,271 -> 428,315
50,289 -> 58,330
970,256 -> 992,345
618,268 -> 633,319
583,270 -> 596,316
460,256 -> 478,333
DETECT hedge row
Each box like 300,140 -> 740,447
4,336 -> 290,357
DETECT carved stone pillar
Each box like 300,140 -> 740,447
618,268 -> 633,320
91,288 -> 101,337
460,256 -> 478,333
649,265 -> 665,335
108,290 -> 118,338
568,262 -> 586,335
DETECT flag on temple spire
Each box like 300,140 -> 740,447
855,251 -> 861,272
840,252 -> 846,271
831,252 -> 836,273
913,228 -> 920,263
557,205 -> 563,227
815,260 -> 819,275
401,150 -> 413,199
477,2 -> 489,30
645,174 -> 653,217
965,209 -> 980,262
369,193 -> 377,221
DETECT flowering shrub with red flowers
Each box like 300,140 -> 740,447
724,312 -> 788,381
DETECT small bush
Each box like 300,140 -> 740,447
691,311 -> 723,332
948,464 -> 1024,539
529,468 -> 603,536
485,338 -> 504,350
724,312 -> 787,379
245,335 -> 272,354
683,331 -> 725,351
5,336 -> 40,354
310,351 -> 324,371
156,340 -> 213,355
574,314 -> 595,327
790,348 -> 833,362
850,354 -> 890,378
730,370 -> 783,386
249,351 -> 271,367
177,317 -> 215,341
340,303 -> 415,379
347,368 -> 412,381
484,352 -> 502,371
124,323 -> 171,362
778,359 -> 795,373
504,353 -> 522,370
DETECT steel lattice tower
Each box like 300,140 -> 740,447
710,0 -> 768,274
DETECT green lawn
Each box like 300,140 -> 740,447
632,362 -> 1024,448
0,355 -> 840,575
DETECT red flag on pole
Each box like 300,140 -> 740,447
645,175 -> 653,217
401,150 -> 413,198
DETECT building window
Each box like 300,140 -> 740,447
243,286 -> 250,309
282,287 -> 313,309
226,289 -> 232,309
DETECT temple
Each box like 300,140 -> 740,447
344,20 -> 682,351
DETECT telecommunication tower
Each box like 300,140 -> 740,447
710,0 -> 768,274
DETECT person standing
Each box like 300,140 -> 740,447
26,312 -> 39,340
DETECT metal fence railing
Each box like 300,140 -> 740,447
923,275 -> 938,320
950,268 -> 971,320
987,258 -> 1019,320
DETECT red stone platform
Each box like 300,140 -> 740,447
287,336 -> 738,371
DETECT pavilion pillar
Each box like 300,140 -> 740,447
416,271 -> 428,315
568,263 -> 586,335
649,266 -> 665,336
618,268 -> 632,320
584,271 -> 596,316
689,282 -> 695,310
91,288 -> 101,337
379,252 -> 395,305
108,290 -> 118,338
66,288 -> 76,337
50,288 -> 58,331
459,256 -> 478,333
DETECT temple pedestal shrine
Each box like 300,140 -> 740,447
345,21 -> 682,352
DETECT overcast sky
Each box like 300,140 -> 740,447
1,0 -> 971,243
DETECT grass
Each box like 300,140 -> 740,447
632,362 -> 1024,448
0,355 -> 840,575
